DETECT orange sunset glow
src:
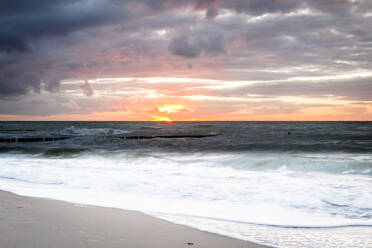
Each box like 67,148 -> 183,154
158,104 -> 190,114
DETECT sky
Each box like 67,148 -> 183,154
0,0 -> 372,121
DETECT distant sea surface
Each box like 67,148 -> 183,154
0,121 -> 371,248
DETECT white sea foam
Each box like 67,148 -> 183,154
0,152 -> 371,248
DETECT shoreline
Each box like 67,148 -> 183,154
0,190 -> 271,248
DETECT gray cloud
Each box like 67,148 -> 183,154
169,36 -> 202,58
220,0 -> 301,15
80,80 -> 94,96
249,78 -> 372,101
0,66 -> 41,96
0,0 -> 371,119
194,0 -> 219,18
169,33 -> 226,58
202,77 -> 372,101
0,0 -> 131,97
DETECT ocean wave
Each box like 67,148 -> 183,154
138,125 -> 163,130
61,126 -> 130,136
163,152 -> 372,176
156,212 -> 372,229
0,150 -> 371,248
0,146 -> 44,154
0,152 -> 371,218
42,147 -> 87,158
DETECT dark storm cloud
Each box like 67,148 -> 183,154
0,66 -> 41,96
0,0 -> 130,96
0,0 -> 78,15
0,0 -> 127,51
0,56 -> 68,96
0,32 -> 31,53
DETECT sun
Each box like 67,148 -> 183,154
152,104 -> 192,122
152,115 -> 174,123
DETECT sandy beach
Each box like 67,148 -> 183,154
0,190 -> 270,248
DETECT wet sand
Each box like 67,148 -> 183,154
0,190 -> 270,248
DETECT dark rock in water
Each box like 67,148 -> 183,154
187,242 -> 194,245
156,135 -> 217,139
123,136 -> 154,140
288,132 -> 291,135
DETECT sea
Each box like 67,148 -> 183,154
0,121 -> 371,248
